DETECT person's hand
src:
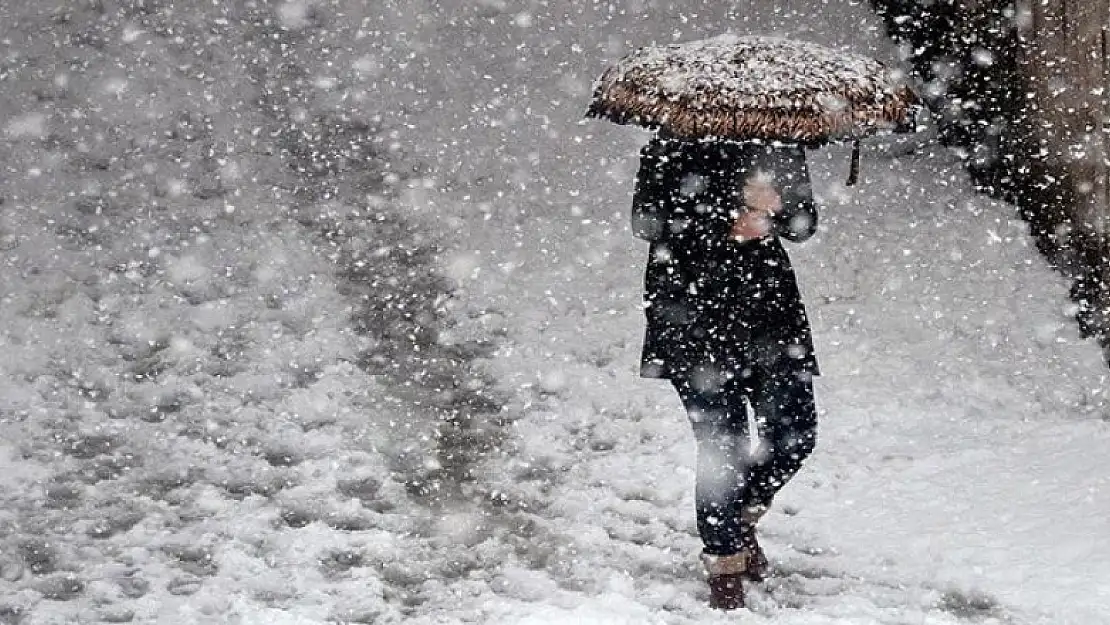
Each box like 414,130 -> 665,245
729,210 -> 772,241
742,177 -> 782,214
730,176 -> 781,242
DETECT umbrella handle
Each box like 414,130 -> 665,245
846,140 -> 860,186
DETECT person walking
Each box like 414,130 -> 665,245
631,134 -> 820,610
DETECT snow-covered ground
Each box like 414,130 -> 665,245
1,1 -> 1108,624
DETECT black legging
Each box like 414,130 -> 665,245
672,367 -> 817,556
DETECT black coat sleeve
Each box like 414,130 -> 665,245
769,148 -> 818,243
631,140 -> 671,242
632,139 -> 734,246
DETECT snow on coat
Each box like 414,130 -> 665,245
632,137 -> 820,382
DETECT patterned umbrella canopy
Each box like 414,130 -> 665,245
587,35 -> 920,145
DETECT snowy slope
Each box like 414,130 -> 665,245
0,2 -> 505,622
1,1 -> 1108,624
396,0 -> 1110,623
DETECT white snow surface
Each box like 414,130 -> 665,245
2,1 -> 1109,624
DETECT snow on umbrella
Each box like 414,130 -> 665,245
586,35 -> 921,182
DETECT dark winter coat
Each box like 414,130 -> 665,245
632,137 -> 820,381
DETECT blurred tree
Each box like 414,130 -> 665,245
872,0 -> 1110,366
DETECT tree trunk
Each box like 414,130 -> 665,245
1022,0 -> 1110,235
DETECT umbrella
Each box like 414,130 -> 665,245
586,35 -> 921,183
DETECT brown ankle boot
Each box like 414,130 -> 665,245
739,505 -> 770,582
742,535 -> 769,582
702,552 -> 748,610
